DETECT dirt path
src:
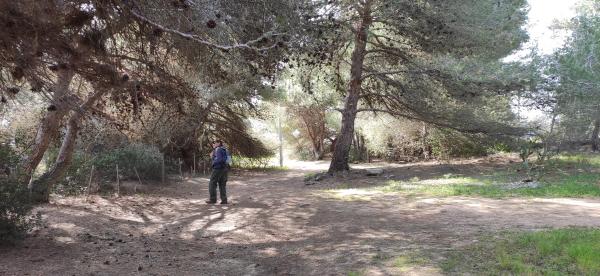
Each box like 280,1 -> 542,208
2,160 -> 600,276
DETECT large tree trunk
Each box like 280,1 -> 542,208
20,69 -> 74,179
591,119 -> 600,152
313,142 -> 324,160
308,118 -> 325,161
28,113 -> 81,202
328,2 -> 372,174
28,89 -> 106,203
295,106 -> 327,161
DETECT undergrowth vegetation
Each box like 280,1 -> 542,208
326,153 -> 600,199
92,143 -> 164,181
0,178 -> 40,245
0,144 -> 39,244
379,173 -> 600,198
443,228 -> 600,275
232,156 -> 286,171
53,144 -> 166,196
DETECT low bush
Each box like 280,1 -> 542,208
0,142 -> 18,175
92,143 -> 164,181
0,143 -> 39,244
52,144 -> 165,196
363,116 -> 510,161
428,129 -> 489,159
293,145 -> 317,161
0,178 -> 40,245
53,152 -> 93,196
232,155 -> 284,170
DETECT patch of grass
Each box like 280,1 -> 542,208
232,156 -> 288,171
391,253 -> 430,272
258,165 -> 290,171
378,172 -> 600,198
322,188 -> 376,201
304,172 -> 317,181
347,270 -> 363,276
376,154 -> 600,198
323,153 -> 600,199
366,251 -> 437,274
236,165 -> 289,172
371,252 -> 390,262
443,228 -> 600,275
546,153 -> 600,170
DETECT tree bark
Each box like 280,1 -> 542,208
360,133 -> 367,161
591,119 -> 600,152
28,113 -> 81,202
328,2 -> 372,174
295,106 -> 327,161
312,141 -> 324,160
20,69 -> 74,180
28,90 -> 106,203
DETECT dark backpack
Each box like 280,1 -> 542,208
218,147 -> 233,167
223,147 -> 233,166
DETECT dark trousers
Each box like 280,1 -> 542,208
209,168 -> 228,202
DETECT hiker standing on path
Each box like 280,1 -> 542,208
206,140 -> 229,204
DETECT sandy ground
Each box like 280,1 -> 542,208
2,158 -> 600,276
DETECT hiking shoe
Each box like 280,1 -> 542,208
220,201 -> 228,205
205,200 -> 216,204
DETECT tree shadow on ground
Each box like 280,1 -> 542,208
2,160 -> 600,275
305,157 -> 521,191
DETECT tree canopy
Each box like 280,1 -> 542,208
285,0 -> 529,172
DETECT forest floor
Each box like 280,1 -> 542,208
2,155 -> 600,275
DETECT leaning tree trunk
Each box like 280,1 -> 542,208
308,122 -> 325,161
28,89 -> 106,203
328,2 -> 372,174
313,142 -> 324,160
591,119 -> 600,152
20,69 -> 74,180
28,113 -> 81,202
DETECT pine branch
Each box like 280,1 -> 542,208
126,6 -> 286,52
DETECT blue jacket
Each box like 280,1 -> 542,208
212,147 -> 227,169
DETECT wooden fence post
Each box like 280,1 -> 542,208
161,154 -> 165,185
179,158 -> 183,182
116,164 -> 120,197
193,152 -> 196,177
134,167 -> 142,194
86,165 -> 95,201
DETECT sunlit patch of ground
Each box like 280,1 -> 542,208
319,188 -> 384,201
321,163 -> 600,199
4,155 -> 600,275
442,228 -> 600,275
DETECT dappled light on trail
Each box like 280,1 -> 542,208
3,157 -> 600,275
2,0 -> 600,273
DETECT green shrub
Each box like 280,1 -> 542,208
293,146 -> 316,161
0,144 -> 38,244
429,129 -> 488,158
487,142 -> 513,154
93,143 -> 164,181
52,152 -> 94,196
0,178 -> 40,245
0,143 -> 19,169
52,144 -> 165,196
232,155 -> 282,170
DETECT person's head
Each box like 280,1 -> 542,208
212,140 -> 223,148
